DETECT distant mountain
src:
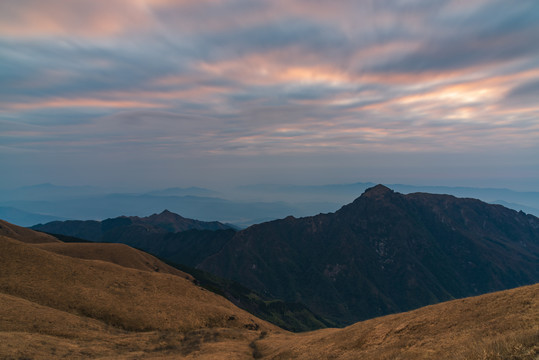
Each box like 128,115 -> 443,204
32,210 -> 233,242
5,193 -> 302,227
236,182 -> 539,217
0,206 -> 65,227
199,185 -> 539,325
491,200 -> 539,217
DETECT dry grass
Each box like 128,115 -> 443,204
455,330 -> 538,360
255,283 -> 538,360
0,235 -> 277,333
0,219 -> 59,243
33,242 -> 194,280
0,221 -> 537,359
0,229 -> 280,359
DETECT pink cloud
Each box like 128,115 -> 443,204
4,98 -> 164,111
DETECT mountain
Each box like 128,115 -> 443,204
1,221 -> 537,358
0,206 -> 65,227
199,185 -> 539,325
4,193 -> 302,227
236,182 -> 539,217
32,209 -> 233,242
142,209 -> 231,232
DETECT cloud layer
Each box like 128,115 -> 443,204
1,0 -> 538,189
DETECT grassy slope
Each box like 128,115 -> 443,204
256,283 -> 538,360
33,242 -> 194,280
0,235 -> 277,334
0,232 -> 280,359
0,219 -> 60,243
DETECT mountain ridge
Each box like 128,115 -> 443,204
32,210 -> 233,242
199,185 -> 539,324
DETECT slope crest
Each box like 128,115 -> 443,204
33,242 -> 194,280
0,219 -> 60,243
0,235 -> 274,333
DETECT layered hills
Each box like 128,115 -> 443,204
34,218 -> 333,332
1,220 -> 537,359
30,185 -> 539,327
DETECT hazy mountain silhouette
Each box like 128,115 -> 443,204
32,210 -> 232,242
236,182 -> 539,217
0,206 -> 65,227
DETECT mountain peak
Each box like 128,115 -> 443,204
361,184 -> 393,198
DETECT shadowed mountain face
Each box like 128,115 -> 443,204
198,185 -> 539,325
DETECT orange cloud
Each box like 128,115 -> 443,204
0,0 -> 152,37
5,98 -> 164,111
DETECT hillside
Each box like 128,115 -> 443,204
0,219 -> 60,244
255,283 -> 539,360
199,185 -> 539,325
30,228 -> 333,332
0,224 -> 278,359
33,242 -> 194,279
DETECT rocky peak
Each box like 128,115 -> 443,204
361,184 -> 393,199
149,210 -> 184,220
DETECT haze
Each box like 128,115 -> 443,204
1,0 -> 539,192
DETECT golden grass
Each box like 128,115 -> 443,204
33,242 -> 194,280
0,219 -> 59,243
0,221 -> 537,359
255,283 -> 538,360
0,235 -> 277,333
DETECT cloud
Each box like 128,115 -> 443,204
1,0 -> 538,190
504,79 -> 539,107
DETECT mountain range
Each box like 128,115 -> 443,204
32,185 -> 539,327
2,181 -> 538,228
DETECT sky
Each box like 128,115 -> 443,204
1,0 -> 539,192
